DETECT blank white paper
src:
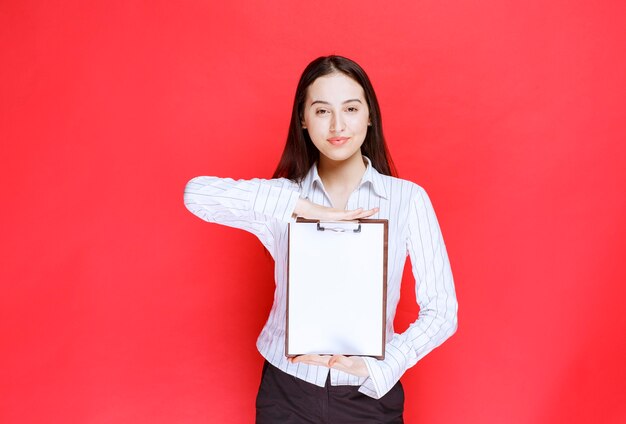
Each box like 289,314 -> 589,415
287,220 -> 386,358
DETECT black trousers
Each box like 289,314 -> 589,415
256,361 -> 404,424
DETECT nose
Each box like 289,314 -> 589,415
329,112 -> 345,133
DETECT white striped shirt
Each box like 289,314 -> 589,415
183,157 -> 458,399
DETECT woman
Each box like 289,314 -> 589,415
184,55 -> 458,423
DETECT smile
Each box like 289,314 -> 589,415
327,137 -> 350,146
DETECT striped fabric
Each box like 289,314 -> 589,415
183,157 -> 458,399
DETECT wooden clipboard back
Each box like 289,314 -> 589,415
286,218 -> 388,360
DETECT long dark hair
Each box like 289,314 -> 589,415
272,55 -> 397,181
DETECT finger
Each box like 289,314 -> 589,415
341,207 -> 372,220
325,206 -> 378,222
342,208 -> 364,220
329,356 -> 369,377
356,207 -> 379,218
291,354 -> 331,367
347,207 -> 378,220
328,355 -> 351,368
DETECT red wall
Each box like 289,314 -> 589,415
2,1 -> 625,423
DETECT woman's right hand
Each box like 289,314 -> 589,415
294,198 -> 379,221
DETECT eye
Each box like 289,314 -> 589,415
315,109 -> 330,115
346,106 -> 359,113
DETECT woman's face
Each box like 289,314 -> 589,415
301,73 -> 370,164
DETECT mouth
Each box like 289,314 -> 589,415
327,137 -> 350,146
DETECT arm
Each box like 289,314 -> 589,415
183,176 -> 378,255
183,176 -> 300,256
358,186 -> 458,399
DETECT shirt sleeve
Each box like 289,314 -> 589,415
359,186 -> 458,399
183,176 -> 301,256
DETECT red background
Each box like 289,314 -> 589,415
2,1 -> 625,423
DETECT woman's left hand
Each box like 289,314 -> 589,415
288,354 -> 369,377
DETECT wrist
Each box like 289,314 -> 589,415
294,198 -> 311,218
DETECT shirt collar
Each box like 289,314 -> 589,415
300,156 -> 389,200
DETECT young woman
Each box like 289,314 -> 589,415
184,55 -> 458,423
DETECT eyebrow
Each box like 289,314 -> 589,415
310,99 -> 363,106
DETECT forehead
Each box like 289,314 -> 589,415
305,73 -> 365,103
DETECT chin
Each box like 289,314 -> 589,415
321,150 -> 360,163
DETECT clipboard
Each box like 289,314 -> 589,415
286,218 -> 388,360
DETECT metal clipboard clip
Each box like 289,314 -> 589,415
316,221 -> 362,233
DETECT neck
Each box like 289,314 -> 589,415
317,152 -> 367,192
